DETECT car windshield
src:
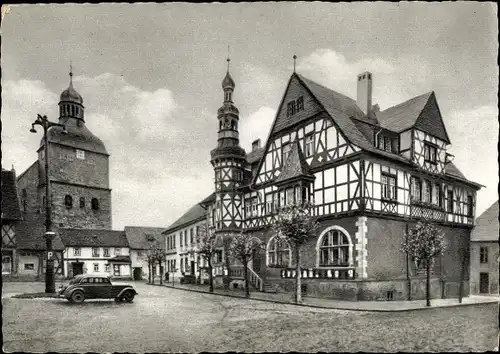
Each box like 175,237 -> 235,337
69,277 -> 82,284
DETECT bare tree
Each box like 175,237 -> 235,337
145,244 -> 157,284
195,225 -> 218,292
155,248 -> 167,286
273,201 -> 318,304
228,233 -> 264,298
402,221 -> 445,307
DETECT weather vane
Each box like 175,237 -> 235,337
227,45 -> 231,71
293,55 -> 297,73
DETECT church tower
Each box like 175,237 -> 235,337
36,67 -> 112,230
209,58 -> 246,233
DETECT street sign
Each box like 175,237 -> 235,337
47,251 -> 53,259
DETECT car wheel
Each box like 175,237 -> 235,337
71,291 -> 85,303
123,291 -> 135,303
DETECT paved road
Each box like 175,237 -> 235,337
2,282 -> 498,352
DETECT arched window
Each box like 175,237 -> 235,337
91,198 -> 99,210
64,195 -> 73,208
316,226 -> 353,267
230,120 -> 235,130
79,197 -> 85,208
267,236 -> 292,267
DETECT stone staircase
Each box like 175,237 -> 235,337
263,282 -> 277,293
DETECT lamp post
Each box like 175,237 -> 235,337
30,114 -> 67,293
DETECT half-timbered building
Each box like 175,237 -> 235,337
169,64 -> 482,300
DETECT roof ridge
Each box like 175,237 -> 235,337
380,91 -> 433,113
296,73 -> 358,105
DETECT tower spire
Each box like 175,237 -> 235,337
227,45 -> 231,72
293,55 -> 297,73
69,61 -> 73,85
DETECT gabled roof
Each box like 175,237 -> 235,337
274,139 -> 313,184
163,198 -> 208,234
1,169 -> 23,221
472,201 -> 499,242
16,217 -> 65,250
58,228 -> 128,247
124,226 -> 166,250
376,92 -> 451,143
376,92 -> 432,132
444,162 -> 466,180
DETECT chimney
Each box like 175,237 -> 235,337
252,139 -> 261,152
357,72 -> 372,115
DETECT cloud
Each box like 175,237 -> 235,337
447,105 -> 498,216
296,48 -> 433,110
240,106 -> 276,152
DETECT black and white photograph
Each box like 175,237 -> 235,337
1,2 -> 498,352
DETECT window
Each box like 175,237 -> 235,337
105,264 -> 110,272
65,195 -> 73,208
91,198 -> 99,210
436,184 -> 442,207
480,247 -> 488,264
78,197 -> 85,209
447,190 -> 454,213
377,135 -> 393,153
282,142 -> 291,163
424,143 -> 437,163
93,263 -> 99,272
287,101 -> 296,118
137,251 -> 142,257
76,149 -> 85,160
74,247 -> 81,256
381,174 -> 397,201
296,96 -> 304,112
224,91 -> 232,102
304,134 -> 314,157
92,248 -> 100,257
184,232 -> 188,246
245,197 -> 258,218
318,228 -> 351,267
265,194 -> 273,214
267,236 -> 291,267
422,180 -> 431,203
286,188 -> 295,205
104,248 -> 110,257
214,250 -> 223,263
24,263 -> 35,271
113,264 -> 120,276
115,248 -> 121,256
180,231 -> 183,247
410,177 -> 421,201
467,195 -> 474,217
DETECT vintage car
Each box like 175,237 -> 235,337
58,273 -> 138,303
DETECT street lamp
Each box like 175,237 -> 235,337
30,114 -> 67,293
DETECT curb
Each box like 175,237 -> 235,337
146,283 -> 498,312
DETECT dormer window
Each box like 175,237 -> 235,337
424,143 -> 437,164
377,134 -> 393,153
76,149 -> 85,160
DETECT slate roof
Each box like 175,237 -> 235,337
444,162 -> 467,180
1,169 -> 23,221
471,201 -> 499,242
163,201 -> 207,234
58,228 -> 128,247
124,226 -> 166,250
376,92 -> 432,132
16,217 -> 65,250
199,192 -> 216,206
247,147 -> 265,165
274,139 -> 313,184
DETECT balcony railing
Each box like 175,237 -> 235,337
228,265 -> 263,291
280,267 -> 355,280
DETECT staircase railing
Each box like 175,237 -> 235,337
247,265 -> 263,292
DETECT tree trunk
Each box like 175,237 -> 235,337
148,262 -> 151,283
426,258 -> 431,307
295,246 -> 302,304
151,262 -> 155,284
208,257 -> 214,293
243,256 -> 249,298
458,247 -> 466,303
159,260 -> 163,285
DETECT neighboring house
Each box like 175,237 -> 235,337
58,228 -> 131,279
162,202 -> 208,281
124,226 -> 166,280
2,168 -> 23,276
172,64 -> 482,300
470,201 -> 499,295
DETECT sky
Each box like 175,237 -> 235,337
1,2 -> 498,230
